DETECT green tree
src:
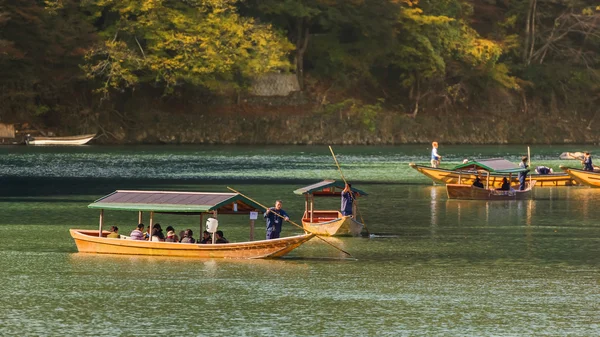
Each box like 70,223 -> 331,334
82,0 -> 293,96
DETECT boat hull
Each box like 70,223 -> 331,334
27,134 -> 95,145
410,163 -> 574,187
302,215 -> 363,236
559,166 -> 600,187
70,229 -> 315,259
446,183 -> 534,200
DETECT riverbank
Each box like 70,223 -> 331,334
86,100 -> 597,145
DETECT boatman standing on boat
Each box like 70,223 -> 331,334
519,156 -> 529,191
431,142 -> 442,168
264,200 -> 290,240
582,152 -> 594,171
341,183 -> 358,216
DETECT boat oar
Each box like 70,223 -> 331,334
226,187 -> 354,258
328,146 -> 370,235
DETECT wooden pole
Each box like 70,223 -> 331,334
227,187 -> 353,257
138,211 -> 143,224
98,210 -> 104,237
200,213 -> 204,242
328,146 -> 370,235
528,146 -> 532,189
250,219 -> 255,241
149,211 -> 154,241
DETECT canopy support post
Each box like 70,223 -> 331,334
138,211 -> 143,224
250,219 -> 255,241
212,211 -> 217,244
98,209 -> 104,237
199,213 -> 204,242
310,195 -> 314,223
149,211 -> 154,241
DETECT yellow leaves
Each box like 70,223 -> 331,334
466,38 -> 502,65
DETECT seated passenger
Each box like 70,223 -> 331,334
165,230 -> 177,242
107,226 -> 120,239
180,229 -> 196,244
166,226 -> 179,242
535,166 -> 553,175
130,224 -> 145,240
472,177 -> 484,188
151,223 -> 165,242
215,230 -> 229,244
200,231 -> 212,244
498,177 -> 511,191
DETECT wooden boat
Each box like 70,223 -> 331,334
70,229 -> 314,259
559,166 -> 600,187
26,133 -> 95,145
410,160 -> 575,187
444,159 -> 536,200
70,190 -> 315,259
294,180 -> 367,236
446,180 -> 536,200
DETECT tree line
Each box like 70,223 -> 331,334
1,0 -> 599,131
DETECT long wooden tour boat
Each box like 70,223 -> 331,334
446,181 -> 536,200
293,180 -> 367,236
71,190 -> 315,259
559,166 -> 600,187
443,159 -> 537,200
26,133 -> 95,145
410,159 -> 575,187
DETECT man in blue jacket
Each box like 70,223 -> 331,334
519,156 -> 529,190
264,200 -> 290,239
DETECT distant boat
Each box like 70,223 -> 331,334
293,180 -> 367,236
446,181 -> 536,200
409,160 -> 576,187
25,133 -> 95,145
559,166 -> 600,187
444,159 -> 536,200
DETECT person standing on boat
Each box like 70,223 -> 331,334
341,183 -> 358,216
431,142 -> 442,168
519,156 -> 529,191
582,152 -> 594,171
264,200 -> 289,240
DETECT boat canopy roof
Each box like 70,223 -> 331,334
293,180 -> 367,196
452,158 -> 527,174
88,190 -> 263,214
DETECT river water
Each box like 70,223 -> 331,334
0,145 -> 598,336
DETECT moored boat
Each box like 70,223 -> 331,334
559,166 -> 600,187
446,180 -> 536,200
293,180 -> 367,236
26,133 -> 95,145
443,159 -> 537,200
410,160 -> 575,187
71,190 -> 315,259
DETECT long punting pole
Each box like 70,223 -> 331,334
227,187 -> 353,258
328,146 -> 370,235
528,146 -> 532,190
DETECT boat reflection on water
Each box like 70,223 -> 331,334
68,252 -> 312,275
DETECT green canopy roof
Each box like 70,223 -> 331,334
88,190 -> 263,213
452,158 -> 527,174
293,180 -> 367,196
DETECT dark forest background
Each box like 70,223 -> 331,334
1,0 -> 599,144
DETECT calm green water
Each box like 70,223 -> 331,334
0,145 -> 598,336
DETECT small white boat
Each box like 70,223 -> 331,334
26,133 -> 95,145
